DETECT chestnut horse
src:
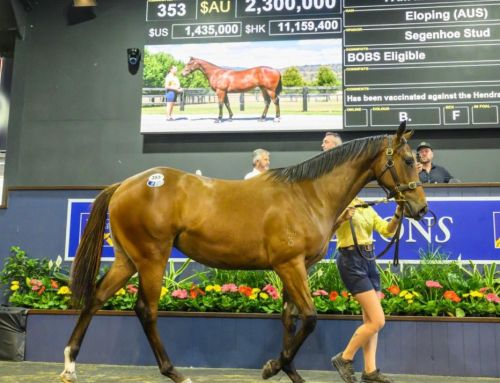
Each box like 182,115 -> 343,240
60,122 -> 427,383
181,57 -> 282,123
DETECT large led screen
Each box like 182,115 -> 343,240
143,0 -> 500,132
141,39 -> 342,133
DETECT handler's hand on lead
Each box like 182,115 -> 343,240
340,206 -> 356,222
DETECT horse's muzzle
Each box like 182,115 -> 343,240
417,205 -> 428,220
405,203 -> 428,221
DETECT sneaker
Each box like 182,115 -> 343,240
361,369 -> 393,383
331,352 -> 357,383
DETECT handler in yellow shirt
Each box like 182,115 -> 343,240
332,197 -> 402,383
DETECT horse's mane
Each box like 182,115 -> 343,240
269,135 -> 387,183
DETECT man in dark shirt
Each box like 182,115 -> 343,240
416,141 -> 453,183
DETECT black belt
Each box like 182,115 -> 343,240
340,244 -> 374,252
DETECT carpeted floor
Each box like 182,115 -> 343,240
0,361 -> 499,383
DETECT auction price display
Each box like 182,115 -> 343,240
343,0 -> 500,130
144,0 -> 500,131
146,0 -> 342,43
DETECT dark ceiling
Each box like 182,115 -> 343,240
0,0 -> 34,56
0,0 -> 18,56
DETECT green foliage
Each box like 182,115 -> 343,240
281,66 -> 304,87
163,258 -> 202,290
1,247 -> 499,317
208,268 -> 268,287
183,70 -> 210,89
315,66 -> 338,86
143,49 -> 209,89
0,246 -> 69,295
0,247 -> 50,286
308,258 -> 343,292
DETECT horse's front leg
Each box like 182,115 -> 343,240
215,90 -> 225,123
274,290 -> 305,383
134,255 -> 191,383
262,260 -> 316,383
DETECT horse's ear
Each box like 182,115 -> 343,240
405,129 -> 414,139
396,120 -> 407,137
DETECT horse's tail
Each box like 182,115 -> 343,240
276,74 -> 283,96
70,183 -> 121,308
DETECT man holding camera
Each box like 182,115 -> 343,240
416,141 -> 454,184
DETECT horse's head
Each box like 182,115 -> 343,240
181,57 -> 201,77
372,121 -> 428,220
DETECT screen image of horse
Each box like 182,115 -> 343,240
140,39 -> 342,133
60,122 -> 428,383
181,57 -> 282,123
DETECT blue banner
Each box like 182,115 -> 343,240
65,199 -> 185,261
65,197 -> 500,263
329,197 -> 500,263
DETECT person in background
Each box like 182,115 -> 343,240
244,149 -> 270,179
321,131 -> 343,151
415,142 -> 453,183
332,198 -> 403,383
164,66 -> 183,121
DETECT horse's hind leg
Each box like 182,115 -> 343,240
262,260 -> 316,383
272,92 -> 281,122
134,245 -> 190,383
60,248 -> 136,383
265,89 -> 280,122
224,94 -> 233,120
259,88 -> 271,121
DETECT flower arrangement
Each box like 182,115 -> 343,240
1,246 -> 499,317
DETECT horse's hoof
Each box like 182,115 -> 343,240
262,359 -> 281,379
258,118 -> 266,122
227,118 -> 233,122
60,371 -> 78,383
273,118 -> 281,123
214,119 -> 222,124
181,379 -> 193,383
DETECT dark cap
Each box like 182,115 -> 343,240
417,141 -> 432,151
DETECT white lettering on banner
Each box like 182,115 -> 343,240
66,197 -> 498,262
435,216 -> 453,243
378,216 -> 453,244
407,217 -> 441,243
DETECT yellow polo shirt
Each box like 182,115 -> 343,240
336,198 -> 397,248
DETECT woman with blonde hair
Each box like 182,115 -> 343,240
164,66 -> 183,120
332,197 -> 402,383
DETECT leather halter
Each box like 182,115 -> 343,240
348,135 -> 423,266
377,135 -> 422,202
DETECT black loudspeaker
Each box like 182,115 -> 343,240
127,48 -> 141,75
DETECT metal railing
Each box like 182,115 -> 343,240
142,86 -> 341,112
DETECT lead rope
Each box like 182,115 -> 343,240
349,215 -> 403,266
348,204 -> 437,266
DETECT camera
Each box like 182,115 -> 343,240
416,152 -> 422,163
127,48 -> 141,66
127,48 -> 141,74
